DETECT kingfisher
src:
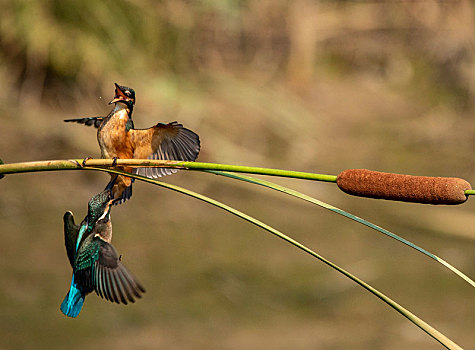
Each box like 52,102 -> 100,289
64,83 -> 201,204
61,188 -> 145,318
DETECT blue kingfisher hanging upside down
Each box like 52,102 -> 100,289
61,187 -> 145,318
64,83 -> 201,204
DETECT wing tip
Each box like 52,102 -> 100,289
112,184 -> 133,206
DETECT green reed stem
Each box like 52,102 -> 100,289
88,166 -> 462,350
0,159 -> 464,348
207,171 -> 475,288
1,158 -> 473,197
0,159 -> 337,182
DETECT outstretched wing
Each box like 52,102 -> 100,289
64,117 -> 104,128
93,239 -> 146,304
63,211 -> 80,268
75,235 -> 145,304
130,121 -> 200,178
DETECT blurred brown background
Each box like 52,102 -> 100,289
0,0 -> 474,349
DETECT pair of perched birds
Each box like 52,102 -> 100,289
61,83 -> 200,317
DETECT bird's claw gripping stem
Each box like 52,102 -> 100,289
82,157 -> 93,167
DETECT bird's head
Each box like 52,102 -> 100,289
109,83 -> 135,109
87,189 -> 114,228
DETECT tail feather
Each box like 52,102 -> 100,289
104,174 -> 119,191
60,277 -> 85,318
64,117 -> 104,129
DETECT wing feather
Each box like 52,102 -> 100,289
90,238 -> 145,304
111,269 -> 122,304
94,263 -> 104,299
63,211 -> 80,268
131,121 -> 200,178
103,268 -> 112,302
116,268 -> 135,303
112,272 -> 128,304
107,269 -> 120,303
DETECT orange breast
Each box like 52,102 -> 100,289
98,110 -> 134,159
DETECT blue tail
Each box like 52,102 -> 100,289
60,275 -> 85,318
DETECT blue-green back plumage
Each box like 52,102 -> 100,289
73,223 -> 145,304
61,189 -> 112,318
61,188 -> 145,318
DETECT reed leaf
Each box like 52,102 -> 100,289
207,171 -> 475,288
0,159 -> 473,286
0,159 -> 465,348
88,167 -> 462,350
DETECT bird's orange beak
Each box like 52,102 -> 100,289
98,200 -> 114,222
109,83 -> 129,104
106,200 -> 114,215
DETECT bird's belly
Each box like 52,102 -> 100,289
98,118 -> 133,159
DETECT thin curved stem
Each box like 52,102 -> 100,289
88,166 -> 461,350
207,171 -> 475,288
0,159 -> 464,348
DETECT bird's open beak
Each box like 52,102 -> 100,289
98,200 -> 114,222
109,83 -> 127,104
105,200 -> 114,221
104,199 -> 114,214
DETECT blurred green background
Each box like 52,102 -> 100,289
1,0 -> 474,348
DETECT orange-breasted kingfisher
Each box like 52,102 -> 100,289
61,188 -> 145,318
64,83 -> 200,204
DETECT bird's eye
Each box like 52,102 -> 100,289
125,90 -> 130,95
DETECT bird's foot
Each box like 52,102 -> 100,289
112,157 -> 119,167
82,157 -> 93,167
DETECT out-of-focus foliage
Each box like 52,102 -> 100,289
2,0 -> 473,104
1,0 -> 474,171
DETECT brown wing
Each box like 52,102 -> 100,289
130,121 -> 200,178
